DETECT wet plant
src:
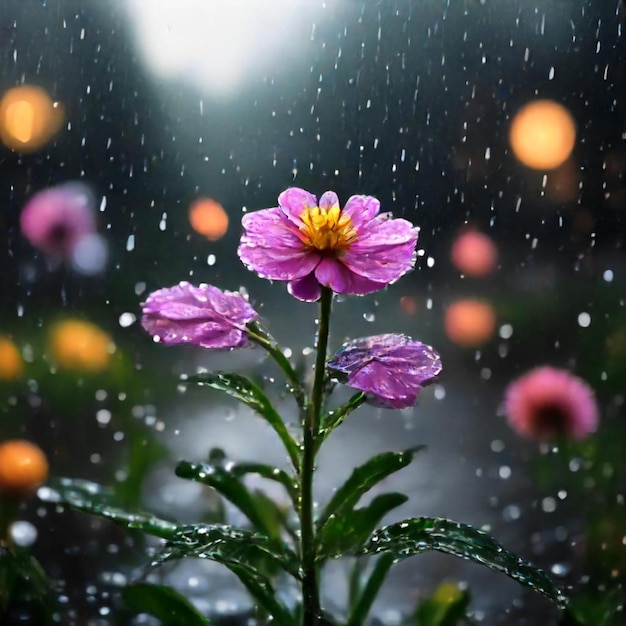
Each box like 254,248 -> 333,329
34,188 -> 565,625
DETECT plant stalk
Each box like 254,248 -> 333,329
300,287 -> 333,626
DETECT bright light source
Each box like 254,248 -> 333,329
123,1 -> 333,96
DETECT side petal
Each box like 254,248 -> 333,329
348,360 -> 418,409
341,195 -> 381,229
278,187 -> 318,225
238,208 -> 319,280
342,219 -> 418,283
319,191 -> 340,210
315,258 -> 387,296
287,273 -> 322,302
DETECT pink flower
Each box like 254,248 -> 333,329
237,187 -> 418,301
20,183 -> 96,258
327,333 -> 442,409
503,367 -> 599,441
141,282 -> 258,349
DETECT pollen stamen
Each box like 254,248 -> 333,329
298,205 -> 358,252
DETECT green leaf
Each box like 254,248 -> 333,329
0,545 -> 50,610
39,477 -> 178,540
356,517 -> 565,606
183,372 -> 300,471
177,454 -> 297,504
320,392 -> 366,436
175,460 -> 293,536
152,524 -> 294,625
317,447 -> 424,530
347,553 -> 395,626
155,523 -> 300,579
412,583 -> 470,626
122,582 -> 210,626
318,493 -> 408,559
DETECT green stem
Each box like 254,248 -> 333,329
300,287 -> 333,626
247,321 -> 308,411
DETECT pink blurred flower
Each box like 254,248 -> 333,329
237,187 -> 418,302
327,333 -> 442,409
141,282 -> 258,349
504,366 -> 599,441
20,183 -> 96,258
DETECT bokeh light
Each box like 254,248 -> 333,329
444,299 -> 496,347
509,100 -> 576,170
0,85 -> 64,152
49,319 -> 114,372
189,198 -> 229,241
0,337 -> 23,380
0,440 -> 49,495
450,230 -> 498,277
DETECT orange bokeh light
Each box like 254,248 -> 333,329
0,85 -> 64,152
0,337 -> 23,380
444,299 -> 496,347
509,100 -> 576,170
189,198 -> 229,241
450,230 -> 498,277
0,439 -> 49,495
49,319 -> 114,372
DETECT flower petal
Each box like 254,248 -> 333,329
287,273 -> 322,302
141,282 -> 258,350
341,194 -> 381,229
238,208 -> 320,280
278,187 -> 318,225
319,191 -> 340,210
342,218 -> 419,283
315,258 -> 386,295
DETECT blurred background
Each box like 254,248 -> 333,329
0,0 -> 624,624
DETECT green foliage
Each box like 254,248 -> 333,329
0,545 -> 57,625
317,493 -> 408,559
356,517 -> 564,605
411,583 -> 471,626
122,582 -> 211,626
41,477 -> 178,540
317,447 -> 424,530
183,372 -> 300,470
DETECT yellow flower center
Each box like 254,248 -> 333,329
298,205 -> 358,253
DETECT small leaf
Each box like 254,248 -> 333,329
318,493 -> 408,559
183,372 -> 300,470
176,460 -> 293,536
356,517 -> 564,605
123,582 -> 210,626
151,525 -> 294,625
39,477 -> 178,540
154,523 -> 300,579
317,447 -> 424,530
320,392 -> 366,435
412,583 -> 470,626
346,553 -> 395,626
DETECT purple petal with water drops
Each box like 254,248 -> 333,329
141,282 -> 258,349
327,333 -> 442,409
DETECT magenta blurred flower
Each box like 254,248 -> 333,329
237,187 -> 418,301
504,366 -> 599,441
327,333 -> 442,409
141,282 -> 259,349
20,183 -> 96,258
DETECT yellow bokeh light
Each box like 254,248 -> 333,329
0,337 -> 23,380
49,319 -> 114,373
189,198 -> 229,241
0,85 -> 64,152
509,100 -> 576,170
